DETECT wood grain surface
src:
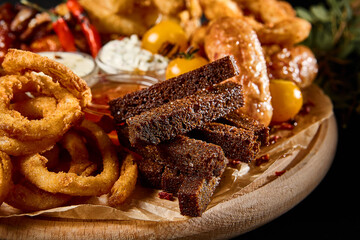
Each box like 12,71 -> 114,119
0,115 -> 337,240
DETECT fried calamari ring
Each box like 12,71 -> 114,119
5,179 -> 73,212
2,49 -> 91,107
18,120 -> 120,196
59,130 -> 97,176
0,151 -> 12,205
108,153 -> 138,206
0,73 -> 83,142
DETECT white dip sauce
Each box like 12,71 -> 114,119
96,35 -> 168,76
38,52 -> 96,78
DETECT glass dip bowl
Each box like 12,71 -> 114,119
37,51 -> 99,87
84,73 -> 158,144
95,35 -> 168,81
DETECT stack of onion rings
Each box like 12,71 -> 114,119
0,49 -> 91,156
18,120 -> 120,196
0,49 -> 138,212
0,73 -> 83,149
2,49 -> 92,107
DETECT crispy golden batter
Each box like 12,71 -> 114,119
2,49 -> 91,107
18,120 -> 120,196
108,153 -> 138,206
5,179 -> 72,212
0,73 -> 83,142
205,17 -> 273,126
200,0 -> 243,20
59,130 -> 97,176
0,151 -> 12,205
10,96 -> 57,120
198,0 -> 311,46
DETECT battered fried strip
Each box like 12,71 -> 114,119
127,81 -> 244,146
109,56 -> 239,123
189,122 -> 260,163
108,153 -> 138,206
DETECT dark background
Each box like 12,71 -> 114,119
1,0 -> 359,239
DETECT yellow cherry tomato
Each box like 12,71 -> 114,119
165,56 -> 209,79
270,79 -> 303,123
142,20 -> 188,57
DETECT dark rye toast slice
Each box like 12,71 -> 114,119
136,156 -> 223,217
218,112 -> 269,146
189,122 -> 261,163
109,56 -> 239,123
127,81 -> 244,146
178,175 -> 221,217
137,135 -> 228,180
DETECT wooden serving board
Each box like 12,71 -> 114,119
0,115 -> 337,240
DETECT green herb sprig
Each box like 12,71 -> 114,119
296,0 -> 360,128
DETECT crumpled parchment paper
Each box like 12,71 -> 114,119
0,84 -> 333,221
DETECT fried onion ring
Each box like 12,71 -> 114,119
2,49 -> 91,107
108,153 -> 138,206
0,151 -> 12,205
0,72 -> 83,142
10,96 -> 57,120
18,120 -> 120,196
42,144 -> 61,171
5,132 -> 98,211
59,130 -> 97,176
5,179 -> 72,212
0,135 -> 62,157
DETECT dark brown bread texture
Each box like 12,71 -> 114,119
189,122 -> 260,163
109,56 -> 239,123
137,157 -> 164,189
136,157 -> 222,217
178,176 -> 220,217
137,135 -> 228,180
127,81 -> 244,146
218,112 -> 269,146
161,167 -> 184,194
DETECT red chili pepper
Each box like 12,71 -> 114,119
66,0 -> 101,58
21,0 -> 76,52
52,17 -> 77,52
